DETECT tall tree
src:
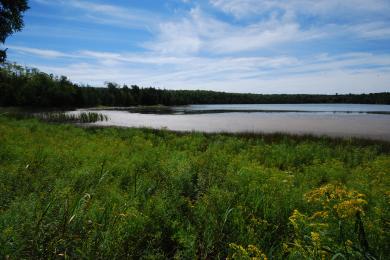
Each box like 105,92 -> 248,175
0,0 -> 29,62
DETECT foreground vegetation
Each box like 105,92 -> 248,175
0,116 -> 389,259
1,63 -> 390,108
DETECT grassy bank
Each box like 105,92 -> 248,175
0,116 -> 389,259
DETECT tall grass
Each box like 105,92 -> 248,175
36,112 -> 109,123
0,116 -> 388,259
0,111 -> 108,123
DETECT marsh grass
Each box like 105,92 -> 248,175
0,110 -> 108,123
0,116 -> 388,259
36,112 -> 109,123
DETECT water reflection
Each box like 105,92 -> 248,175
74,104 -> 390,141
87,104 -> 390,115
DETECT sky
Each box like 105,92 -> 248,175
3,0 -> 390,94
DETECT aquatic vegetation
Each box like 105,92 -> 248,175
0,116 -> 389,259
35,112 -> 109,123
0,110 -> 108,123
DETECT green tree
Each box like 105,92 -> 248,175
0,0 -> 29,62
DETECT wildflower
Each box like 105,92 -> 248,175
289,209 -> 305,230
311,232 -> 320,247
247,245 -> 268,260
228,243 -> 248,258
333,198 -> 367,218
250,215 -> 269,226
305,184 -> 368,219
345,240 -> 353,247
309,211 -> 329,219
228,243 -> 268,259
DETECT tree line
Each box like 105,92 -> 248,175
1,63 -> 389,107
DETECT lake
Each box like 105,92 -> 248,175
72,104 -> 390,140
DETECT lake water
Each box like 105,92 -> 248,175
73,104 -> 390,141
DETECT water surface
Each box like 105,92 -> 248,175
73,104 -> 390,141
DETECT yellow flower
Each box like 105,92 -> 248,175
333,198 -> 367,218
311,232 -> 321,246
228,243 -> 268,260
345,239 -> 353,247
304,184 -> 368,219
289,209 -> 305,230
309,211 -> 329,219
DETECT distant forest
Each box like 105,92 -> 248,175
1,63 -> 390,107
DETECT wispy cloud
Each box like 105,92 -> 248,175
13,45 -> 390,93
347,22 -> 390,40
144,1 -> 390,56
7,0 -> 390,93
33,0 -> 160,29
8,46 -> 72,58
144,7 -> 323,55
210,0 -> 390,20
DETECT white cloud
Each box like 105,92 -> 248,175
144,19 -> 203,54
32,0 -> 390,57
347,22 -> 390,40
8,46 -> 72,58
14,45 -> 390,93
210,0 -> 390,19
145,1 -> 390,56
33,0 -> 159,29
14,0 -> 390,94
144,7 -> 323,55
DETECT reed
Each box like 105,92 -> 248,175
35,111 -> 108,123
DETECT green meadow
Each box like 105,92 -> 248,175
0,116 -> 389,259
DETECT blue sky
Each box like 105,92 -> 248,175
3,0 -> 390,93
